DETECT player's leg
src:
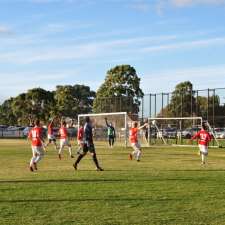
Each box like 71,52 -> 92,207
34,147 -> 44,169
73,145 -> 87,170
130,143 -> 141,161
77,141 -> 83,154
199,145 -> 207,164
58,139 -> 64,160
29,147 -> 37,171
108,136 -> 111,147
90,144 -> 103,171
67,142 -> 74,158
111,137 -> 115,147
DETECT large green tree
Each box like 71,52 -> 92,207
93,65 -> 143,113
54,84 -> 95,118
167,81 -> 195,117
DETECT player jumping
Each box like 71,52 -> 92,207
73,116 -> 103,171
58,121 -> 74,160
191,122 -> 212,165
129,121 -> 148,162
28,119 -> 45,172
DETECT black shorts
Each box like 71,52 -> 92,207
108,135 -> 114,140
48,138 -> 56,143
83,143 -> 95,153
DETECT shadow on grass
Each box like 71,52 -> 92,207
0,177 -> 207,184
0,197 -> 176,203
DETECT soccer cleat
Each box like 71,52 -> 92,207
137,159 -> 140,162
58,154 -> 62,160
70,155 -> 74,158
33,162 -> 37,170
129,153 -> 133,160
96,167 -> 104,171
73,163 -> 77,170
29,166 -> 34,172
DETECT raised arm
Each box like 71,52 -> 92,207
138,123 -> 148,130
105,118 -> 110,127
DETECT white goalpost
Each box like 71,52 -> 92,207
78,112 -> 129,147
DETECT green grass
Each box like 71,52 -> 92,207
1,139 -> 225,225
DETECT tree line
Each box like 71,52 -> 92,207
0,65 -> 224,127
0,65 -> 143,126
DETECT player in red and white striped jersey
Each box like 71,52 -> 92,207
191,122 -> 212,164
58,121 -> 74,160
28,119 -> 45,172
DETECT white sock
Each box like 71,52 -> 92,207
201,154 -> 206,163
30,157 -> 36,166
137,150 -> 141,160
68,147 -> 72,156
35,154 -> 44,164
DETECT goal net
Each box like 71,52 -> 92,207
78,112 -> 131,147
147,117 -> 216,146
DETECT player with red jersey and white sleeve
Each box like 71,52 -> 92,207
28,119 -> 45,172
129,121 -> 148,162
77,123 -> 84,155
191,122 -> 212,164
58,121 -> 74,160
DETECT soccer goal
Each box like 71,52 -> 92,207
78,112 -> 131,147
147,117 -> 220,147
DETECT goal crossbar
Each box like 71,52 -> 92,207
78,112 -> 128,147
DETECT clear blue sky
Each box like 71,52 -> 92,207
1,0 -> 225,103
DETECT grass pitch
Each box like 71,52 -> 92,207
1,139 -> 225,225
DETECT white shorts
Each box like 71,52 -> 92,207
131,142 -> 141,151
32,146 -> 44,156
60,139 -> 70,148
48,134 -> 56,140
199,144 -> 208,155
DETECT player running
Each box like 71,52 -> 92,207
58,121 -> 74,160
105,118 -> 116,148
46,117 -> 58,150
129,121 -> 148,162
28,119 -> 45,172
73,116 -> 103,171
191,122 -> 212,165
77,123 -> 84,154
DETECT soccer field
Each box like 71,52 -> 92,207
1,140 -> 225,225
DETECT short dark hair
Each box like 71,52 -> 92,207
134,122 -> 138,127
85,116 -> 90,123
202,122 -> 207,130
35,119 -> 40,126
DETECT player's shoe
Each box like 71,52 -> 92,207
33,162 -> 37,170
137,159 -> 140,162
70,155 -> 74,158
29,166 -> 34,172
58,154 -> 62,160
73,163 -> 77,170
96,167 -> 104,171
129,153 -> 133,160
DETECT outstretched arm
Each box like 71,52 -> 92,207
105,118 -> 109,127
138,123 -> 148,130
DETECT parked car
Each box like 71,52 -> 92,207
181,127 -> 200,139
214,128 -> 225,139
